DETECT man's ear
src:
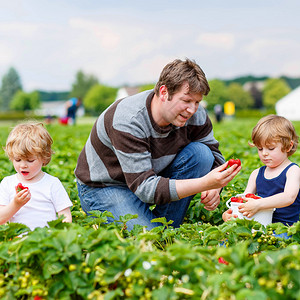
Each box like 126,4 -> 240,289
159,85 -> 168,101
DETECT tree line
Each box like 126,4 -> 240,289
0,66 -> 297,116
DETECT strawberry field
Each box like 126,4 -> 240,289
0,117 -> 300,300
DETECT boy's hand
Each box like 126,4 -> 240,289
222,208 -> 238,222
14,187 -> 31,207
238,197 -> 259,218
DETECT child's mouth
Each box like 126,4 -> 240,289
21,171 -> 29,176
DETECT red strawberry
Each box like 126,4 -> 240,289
228,158 -> 241,167
16,183 -> 28,192
231,196 -> 244,203
218,257 -> 229,265
245,193 -> 261,199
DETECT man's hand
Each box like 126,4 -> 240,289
202,162 -> 242,191
200,189 -> 220,210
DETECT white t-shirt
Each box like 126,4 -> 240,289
0,173 -> 73,230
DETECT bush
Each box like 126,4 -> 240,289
0,111 -> 44,121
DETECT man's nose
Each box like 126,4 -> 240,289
186,103 -> 197,114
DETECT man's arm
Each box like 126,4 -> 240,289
175,163 -> 241,199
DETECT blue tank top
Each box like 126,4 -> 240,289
256,163 -> 300,226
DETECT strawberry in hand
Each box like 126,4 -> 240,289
228,158 -> 241,167
16,183 -> 29,193
14,183 -> 31,206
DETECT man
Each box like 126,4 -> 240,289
75,58 -> 241,230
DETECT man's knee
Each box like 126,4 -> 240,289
184,142 -> 214,168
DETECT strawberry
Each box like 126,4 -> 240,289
218,257 -> 229,265
228,158 -> 241,167
16,183 -> 28,192
231,196 -> 245,203
245,193 -> 261,199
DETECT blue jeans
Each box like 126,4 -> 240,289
77,142 -> 215,230
273,232 -> 291,239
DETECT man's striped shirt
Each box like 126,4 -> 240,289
75,90 -> 225,205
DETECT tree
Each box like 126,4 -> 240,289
204,79 -> 228,110
262,78 -> 291,109
227,83 -> 254,110
84,84 -> 118,115
0,67 -> 22,111
70,70 -> 99,99
10,90 -> 40,111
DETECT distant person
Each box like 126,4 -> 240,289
66,97 -> 82,125
223,115 -> 300,237
75,58 -> 241,231
45,114 -> 53,125
214,104 -> 223,123
0,122 -> 73,230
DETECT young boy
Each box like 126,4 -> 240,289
0,122 -> 72,230
223,115 -> 300,227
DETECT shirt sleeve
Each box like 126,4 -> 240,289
0,177 -> 12,205
111,123 -> 176,205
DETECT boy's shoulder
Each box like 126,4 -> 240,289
38,173 -> 66,192
251,167 -> 261,175
42,172 -> 62,182
1,173 -> 18,184
287,162 -> 300,173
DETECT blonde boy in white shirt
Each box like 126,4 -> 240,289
0,122 -> 72,230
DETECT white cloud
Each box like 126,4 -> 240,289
63,17 -> 176,85
69,18 -> 121,50
196,33 -> 235,50
0,21 -> 38,38
0,43 -> 14,64
0,2 -> 300,91
281,60 -> 300,77
240,37 -> 300,76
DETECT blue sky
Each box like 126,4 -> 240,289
0,0 -> 299,91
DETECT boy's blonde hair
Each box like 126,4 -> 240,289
5,122 -> 54,165
250,114 -> 299,156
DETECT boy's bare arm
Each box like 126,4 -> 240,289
243,169 -> 259,194
239,165 -> 300,217
57,207 -> 72,223
0,189 -> 31,224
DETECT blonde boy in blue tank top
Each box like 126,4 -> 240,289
223,115 -> 300,229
